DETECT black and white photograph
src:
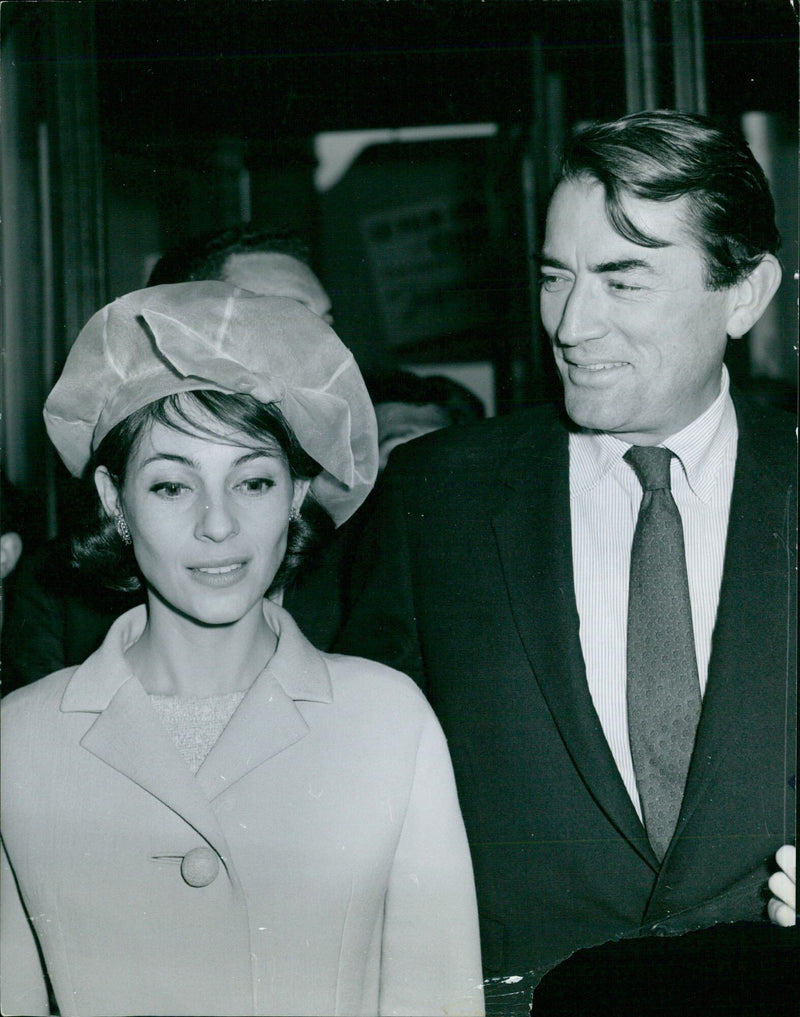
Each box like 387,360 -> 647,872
1,2 -> 797,1015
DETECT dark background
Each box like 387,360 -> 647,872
2,0 -> 798,526
91,0 -> 796,135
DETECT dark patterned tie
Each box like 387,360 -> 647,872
625,445 -> 701,862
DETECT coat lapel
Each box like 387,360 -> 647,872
78,677 -> 233,862
61,603 -> 333,857
492,414 -> 657,866
61,610 -> 232,859
195,605 -> 332,801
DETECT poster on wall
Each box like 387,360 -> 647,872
360,194 -> 496,345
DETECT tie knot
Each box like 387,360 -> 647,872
625,445 -> 673,491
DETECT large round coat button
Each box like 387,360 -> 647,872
180,846 -> 220,887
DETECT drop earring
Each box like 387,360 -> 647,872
114,510 -> 132,545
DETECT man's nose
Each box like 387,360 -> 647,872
195,493 -> 239,542
555,278 -> 606,346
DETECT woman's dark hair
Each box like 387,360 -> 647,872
71,390 -> 334,595
561,110 -> 780,290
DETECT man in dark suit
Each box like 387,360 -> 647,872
334,111 -> 796,1015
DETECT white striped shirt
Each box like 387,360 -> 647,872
569,367 -> 737,819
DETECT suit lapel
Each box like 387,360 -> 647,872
677,401 -> 796,836
492,414 -> 657,866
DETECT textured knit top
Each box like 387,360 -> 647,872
150,691 -> 246,773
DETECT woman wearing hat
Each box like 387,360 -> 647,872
0,283 -> 483,1017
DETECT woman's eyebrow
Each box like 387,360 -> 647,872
141,452 -> 197,469
233,449 -> 280,467
139,448 -> 280,470
142,448 -> 278,467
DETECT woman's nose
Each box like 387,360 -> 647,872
195,495 -> 239,542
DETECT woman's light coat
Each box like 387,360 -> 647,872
1,601 -> 484,1016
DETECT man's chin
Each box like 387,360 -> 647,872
562,393 -> 622,434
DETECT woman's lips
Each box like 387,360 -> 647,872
187,561 -> 249,586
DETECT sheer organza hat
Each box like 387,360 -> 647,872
43,282 -> 379,525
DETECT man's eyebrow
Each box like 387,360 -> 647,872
536,251 -> 658,274
534,254 -> 660,274
591,257 -> 657,274
533,252 -> 569,270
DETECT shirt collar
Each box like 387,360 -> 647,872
663,366 -> 737,499
570,366 -> 737,501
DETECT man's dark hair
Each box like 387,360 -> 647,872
71,390 -> 333,594
147,225 -> 312,286
560,110 -> 780,289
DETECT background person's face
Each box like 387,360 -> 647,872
539,177 -> 737,445
374,401 -> 453,472
223,251 -> 334,325
0,531 -> 23,580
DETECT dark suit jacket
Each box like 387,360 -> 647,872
335,394 -> 797,1015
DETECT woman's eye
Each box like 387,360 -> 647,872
151,482 -> 188,499
237,478 -> 275,495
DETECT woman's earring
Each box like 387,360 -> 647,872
289,507 -> 300,523
114,510 -> 132,546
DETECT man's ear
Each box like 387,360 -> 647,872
0,532 -> 23,580
94,466 -> 122,520
726,254 -> 782,339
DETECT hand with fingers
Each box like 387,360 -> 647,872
767,844 -> 796,927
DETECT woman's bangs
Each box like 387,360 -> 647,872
158,391 -> 286,458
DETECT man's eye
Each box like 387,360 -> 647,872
151,482 -> 188,499
539,274 -> 568,292
608,281 -> 641,292
237,478 -> 274,495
